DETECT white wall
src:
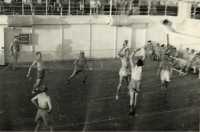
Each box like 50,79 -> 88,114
116,27 -> 132,53
1,15 -> 200,63
63,25 -> 90,59
146,18 -> 200,50
33,25 -> 62,61
92,25 -> 115,58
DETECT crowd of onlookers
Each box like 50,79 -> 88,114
0,0 -> 178,15
145,40 -> 200,78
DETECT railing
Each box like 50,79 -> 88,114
0,1 -> 178,16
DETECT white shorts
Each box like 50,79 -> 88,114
160,70 -> 170,82
119,68 -> 130,77
131,67 -> 142,81
128,80 -> 141,92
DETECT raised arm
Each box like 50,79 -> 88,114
157,62 -> 162,75
118,47 -> 126,57
129,51 -> 135,68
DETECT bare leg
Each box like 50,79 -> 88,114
161,80 -> 165,90
82,70 -> 88,84
10,54 -> 17,70
133,92 -> 138,108
67,67 -> 81,84
42,113 -> 53,132
34,120 -> 41,132
129,89 -> 134,107
125,76 -> 130,87
198,68 -> 200,79
133,81 -> 140,108
193,66 -> 197,74
115,76 -> 123,100
129,89 -> 137,116
68,68 -> 78,80
14,53 -> 19,70
49,126 -> 53,132
136,81 -> 141,92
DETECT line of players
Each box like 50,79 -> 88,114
10,37 -> 173,131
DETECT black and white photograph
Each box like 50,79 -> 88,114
0,0 -> 200,131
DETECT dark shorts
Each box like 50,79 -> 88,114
75,66 -> 86,73
35,109 -> 50,126
37,70 -> 45,80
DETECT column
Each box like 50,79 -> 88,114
178,1 -> 192,19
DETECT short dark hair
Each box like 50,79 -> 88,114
35,51 -> 42,56
137,59 -> 144,66
41,85 -> 48,92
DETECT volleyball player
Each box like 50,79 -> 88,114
128,50 -> 144,115
145,41 -> 153,60
9,36 -> 20,70
31,85 -> 53,132
115,47 -> 130,101
67,51 -> 89,84
26,52 -> 45,94
119,40 -> 130,55
158,55 -> 172,90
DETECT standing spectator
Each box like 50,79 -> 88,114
96,0 -> 101,14
79,0 -> 84,15
9,36 -> 20,70
90,0 -> 96,14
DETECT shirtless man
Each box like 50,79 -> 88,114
31,86 -> 53,132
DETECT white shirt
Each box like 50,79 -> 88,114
131,66 -> 142,81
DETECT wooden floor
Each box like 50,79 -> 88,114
0,59 -> 200,131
